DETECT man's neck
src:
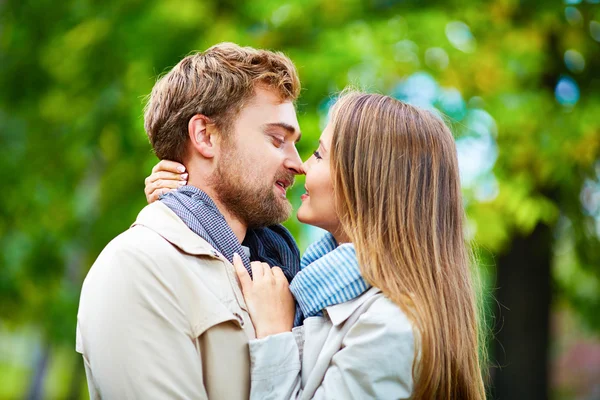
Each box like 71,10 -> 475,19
188,181 -> 248,243
214,200 -> 248,244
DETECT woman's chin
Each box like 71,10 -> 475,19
296,207 -> 309,223
297,209 -> 327,232
297,204 -> 315,225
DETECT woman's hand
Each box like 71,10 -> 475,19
232,253 -> 295,338
144,160 -> 188,204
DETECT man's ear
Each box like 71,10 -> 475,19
188,114 -> 217,158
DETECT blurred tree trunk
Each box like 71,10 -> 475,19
492,222 -> 553,400
26,344 -> 50,400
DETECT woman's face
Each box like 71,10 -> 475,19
297,124 -> 342,235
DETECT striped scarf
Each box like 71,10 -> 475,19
161,186 -> 300,282
290,232 -> 370,326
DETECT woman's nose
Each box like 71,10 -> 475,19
299,162 -> 308,175
300,158 -> 311,174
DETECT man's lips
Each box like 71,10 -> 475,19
275,180 -> 290,189
275,178 -> 293,196
275,182 -> 286,195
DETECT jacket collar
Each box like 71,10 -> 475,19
132,201 -> 220,258
325,287 -> 382,326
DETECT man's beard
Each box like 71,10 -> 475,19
210,145 -> 294,229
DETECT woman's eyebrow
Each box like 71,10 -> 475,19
318,139 -> 328,154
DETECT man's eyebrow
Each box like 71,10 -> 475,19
263,122 -> 302,143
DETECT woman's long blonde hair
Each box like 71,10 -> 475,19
330,91 -> 486,399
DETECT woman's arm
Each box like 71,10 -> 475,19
247,311 -> 414,400
310,312 -> 414,399
248,331 -> 303,399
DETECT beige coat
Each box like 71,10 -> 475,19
76,201 -> 256,399
249,287 -> 415,399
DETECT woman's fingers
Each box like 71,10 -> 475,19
145,187 -> 173,204
250,261 -> 265,279
145,184 -> 179,204
145,160 -> 187,204
145,172 -> 187,195
270,267 -> 295,329
262,263 -> 276,285
148,178 -> 186,192
151,159 -> 186,174
233,261 -> 293,338
232,253 -> 252,293
249,262 -> 277,286
271,267 -> 287,285
144,171 -> 188,186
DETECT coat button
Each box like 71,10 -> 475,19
234,312 -> 244,327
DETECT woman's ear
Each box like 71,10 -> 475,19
188,114 -> 216,158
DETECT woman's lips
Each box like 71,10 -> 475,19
301,186 -> 309,201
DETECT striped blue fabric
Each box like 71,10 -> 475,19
160,186 -> 300,282
290,232 -> 370,326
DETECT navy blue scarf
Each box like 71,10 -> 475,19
161,186 -> 300,282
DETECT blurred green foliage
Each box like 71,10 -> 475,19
1,0 -> 599,398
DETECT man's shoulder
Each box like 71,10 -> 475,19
85,225 -> 178,281
102,224 -> 173,258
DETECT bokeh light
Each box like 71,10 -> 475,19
565,7 -> 583,25
564,49 -> 586,73
555,75 -> 580,106
425,47 -> 449,70
590,21 -> 600,42
445,21 -> 476,53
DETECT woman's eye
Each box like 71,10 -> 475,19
313,150 -> 322,160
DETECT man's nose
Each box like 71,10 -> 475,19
300,159 -> 309,175
284,145 -> 304,175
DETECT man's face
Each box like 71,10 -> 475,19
210,87 -> 302,229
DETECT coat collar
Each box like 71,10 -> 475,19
132,201 -> 221,258
325,287 -> 382,326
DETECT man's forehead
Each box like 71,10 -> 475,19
243,89 -> 301,132
263,106 -> 301,133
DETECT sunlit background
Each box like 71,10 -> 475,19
1,0 -> 599,398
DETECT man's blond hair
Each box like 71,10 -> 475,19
144,42 -> 301,162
